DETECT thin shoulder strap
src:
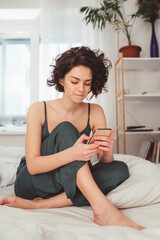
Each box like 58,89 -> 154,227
43,101 -> 47,123
88,103 -> 90,123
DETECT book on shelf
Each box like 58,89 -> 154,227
126,128 -> 153,132
151,141 -> 158,163
138,140 -> 160,163
138,140 -> 151,159
145,142 -> 153,161
155,141 -> 160,164
138,140 -> 149,158
126,125 -> 153,132
127,126 -> 145,130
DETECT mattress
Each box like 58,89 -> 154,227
0,146 -> 160,240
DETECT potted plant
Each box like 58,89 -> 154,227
132,0 -> 160,57
80,0 -> 141,57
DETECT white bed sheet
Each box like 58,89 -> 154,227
0,184 -> 160,240
0,147 -> 160,240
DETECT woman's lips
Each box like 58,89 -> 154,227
75,94 -> 84,97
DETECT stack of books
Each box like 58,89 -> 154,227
138,140 -> 160,163
126,126 -> 153,132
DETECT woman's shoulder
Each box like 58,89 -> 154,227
27,101 -> 46,124
90,103 -> 104,114
28,101 -> 44,113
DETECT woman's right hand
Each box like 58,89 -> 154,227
71,134 -> 100,161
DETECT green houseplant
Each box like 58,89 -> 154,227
80,0 -> 141,57
132,0 -> 160,57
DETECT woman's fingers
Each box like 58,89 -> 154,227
94,135 -> 112,142
98,146 -> 110,152
110,128 -> 115,138
76,134 -> 90,144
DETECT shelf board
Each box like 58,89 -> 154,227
117,58 -> 160,70
119,130 -> 160,135
118,94 -> 160,101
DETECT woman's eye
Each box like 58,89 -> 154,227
71,81 -> 78,84
71,81 -> 91,86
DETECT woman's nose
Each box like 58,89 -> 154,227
78,83 -> 84,92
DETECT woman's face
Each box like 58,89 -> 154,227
60,65 -> 92,102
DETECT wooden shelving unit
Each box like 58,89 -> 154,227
114,54 -> 160,154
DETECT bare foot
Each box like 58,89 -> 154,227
94,202 -> 145,231
0,197 -> 42,209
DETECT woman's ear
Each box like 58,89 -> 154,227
59,79 -> 64,86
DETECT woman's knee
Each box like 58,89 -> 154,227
57,121 -> 79,135
56,122 -> 81,149
115,161 -> 129,184
42,121 -> 81,155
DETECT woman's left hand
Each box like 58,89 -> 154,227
93,128 -> 114,154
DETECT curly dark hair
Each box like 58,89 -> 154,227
47,46 -> 112,98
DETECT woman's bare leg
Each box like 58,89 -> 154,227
76,163 -> 145,230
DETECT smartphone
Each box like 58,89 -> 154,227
88,128 -> 111,144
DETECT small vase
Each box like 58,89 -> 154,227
150,22 -> 159,57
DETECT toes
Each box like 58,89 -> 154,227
135,224 -> 145,231
0,197 -> 18,206
139,225 -> 146,230
0,198 -> 8,205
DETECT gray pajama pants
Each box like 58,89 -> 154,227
15,122 -> 129,206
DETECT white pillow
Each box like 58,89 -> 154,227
107,154 -> 160,209
0,162 -> 18,187
0,146 -> 25,164
0,146 -> 25,187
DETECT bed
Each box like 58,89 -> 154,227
0,146 -> 160,240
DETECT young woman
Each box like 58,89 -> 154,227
0,46 -> 144,230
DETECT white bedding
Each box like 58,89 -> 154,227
0,146 -> 160,240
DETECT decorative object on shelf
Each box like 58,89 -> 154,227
151,21 -> 159,57
80,0 -> 141,57
132,0 -> 160,57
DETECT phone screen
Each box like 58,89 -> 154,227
88,128 -> 111,144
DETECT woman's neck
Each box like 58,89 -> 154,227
59,94 -> 82,115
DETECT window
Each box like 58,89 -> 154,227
0,36 -> 30,126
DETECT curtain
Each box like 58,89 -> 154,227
40,0 -> 116,128
40,0 -> 83,101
